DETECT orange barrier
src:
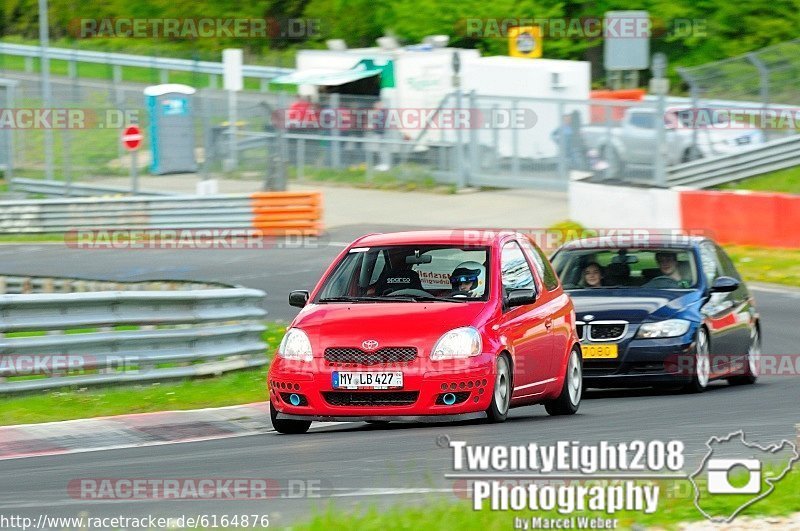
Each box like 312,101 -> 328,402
589,89 -> 646,123
250,191 -> 323,235
679,190 -> 800,248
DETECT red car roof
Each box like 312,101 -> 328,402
353,229 -> 517,247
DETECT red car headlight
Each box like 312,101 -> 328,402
430,327 -> 482,361
278,328 -> 313,362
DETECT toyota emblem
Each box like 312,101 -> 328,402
584,314 -> 595,321
362,339 -> 379,351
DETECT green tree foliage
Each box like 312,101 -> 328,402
3,0 -> 800,72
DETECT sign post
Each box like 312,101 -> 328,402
452,51 -> 467,189
650,52 -> 669,187
121,125 -> 143,194
223,49 -> 244,172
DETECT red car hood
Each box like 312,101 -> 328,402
294,302 -> 491,356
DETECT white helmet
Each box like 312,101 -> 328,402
450,261 -> 486,297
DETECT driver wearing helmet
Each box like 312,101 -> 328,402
449,261 -> 485,298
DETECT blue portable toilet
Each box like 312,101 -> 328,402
144,84 -> 197,174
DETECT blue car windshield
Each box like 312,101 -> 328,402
551,248 -> 699,290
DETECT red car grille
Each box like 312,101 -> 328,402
322,391 -> 419,406
324,347 -> 417,366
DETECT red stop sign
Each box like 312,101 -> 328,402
121,125 -> 143,151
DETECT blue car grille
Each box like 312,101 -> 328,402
588,323 -> 627,341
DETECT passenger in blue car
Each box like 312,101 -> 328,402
581,262 -> 605,288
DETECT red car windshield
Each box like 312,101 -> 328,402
316,245 -> 490,302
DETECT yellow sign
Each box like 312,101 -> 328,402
508,26 -> 542,58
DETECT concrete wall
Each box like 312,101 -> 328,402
568,180 -> 800,248
569,180 -> 681,230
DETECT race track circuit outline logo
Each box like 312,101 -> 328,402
689,430 -> 799,523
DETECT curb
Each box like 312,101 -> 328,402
0,402 -> 271,461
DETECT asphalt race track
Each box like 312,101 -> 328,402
0,227 -> 798,526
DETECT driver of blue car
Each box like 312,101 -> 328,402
655,251 -> 682,282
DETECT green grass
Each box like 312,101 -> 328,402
0,234 -> 65,242
724,245 -> 800,287
0,321 -> 286,426
717,166 -> 800,195
291,165 -> 456,193
291,469 -> 800,530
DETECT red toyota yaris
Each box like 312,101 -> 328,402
268,230 -> 583,434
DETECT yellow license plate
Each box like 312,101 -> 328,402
582,344 -> 619,359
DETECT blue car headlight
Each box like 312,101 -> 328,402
635,319 -> 692,339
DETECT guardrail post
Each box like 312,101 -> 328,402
468,90 -> 479,174
491,103 -> 500,170
24,56 -> 33,73
366,141 -> 374,182
330,93 -> 341,169
160,69 -> 169,84
297,137 -> 305,181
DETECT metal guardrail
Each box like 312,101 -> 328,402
0,274 -> 228,294
666,134 -> 800,188
0,194 -> 253,232
0,287 -> 268,393
0,192 -> 323,234
10,178 -> 174,198
0,43 -> 293,82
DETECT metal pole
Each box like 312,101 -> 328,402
676,67 -> 700,157
654,93 -> 667,187
38,0 -> 54,181
131,148 -> 139,194
650,53 -> 669,187
556,100 -> 567,181
455,87 -> 466,188
228,88 -> 238,170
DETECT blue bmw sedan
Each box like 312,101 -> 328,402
550,235 -> 761,392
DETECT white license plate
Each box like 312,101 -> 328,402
332,371 -> 403,390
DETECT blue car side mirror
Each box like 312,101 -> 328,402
710,276 -> 739,293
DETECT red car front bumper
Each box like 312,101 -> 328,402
268,354 -> 496,420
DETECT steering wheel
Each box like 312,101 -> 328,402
644,276 -> 681,289
448,289 -> 472,299
382,288 -> 434,297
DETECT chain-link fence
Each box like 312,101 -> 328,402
677,39 -> 800,107
7,68 -> 783,193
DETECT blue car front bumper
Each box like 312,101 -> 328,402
582,326 -> 699,388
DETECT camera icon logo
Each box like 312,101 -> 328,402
690,430 -> 799,523
706,458 -> 761,494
